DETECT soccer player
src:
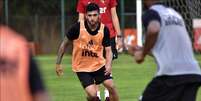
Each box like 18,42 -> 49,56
56,3 -> 119,101
133,0 -> 201,101
0,1 -> 49,101
77,0 -> 121,100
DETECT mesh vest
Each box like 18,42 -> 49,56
72,21 -> 105,72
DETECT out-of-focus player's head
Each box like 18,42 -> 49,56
85,3 -> 100,26
143,0 -> 161,10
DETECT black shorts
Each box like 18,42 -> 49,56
76,66 -> 113,88
142,75 -> 201,101
103,37 -> 118,60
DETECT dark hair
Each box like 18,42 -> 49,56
86,3 -> 100,13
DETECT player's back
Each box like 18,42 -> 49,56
149,5 -> 201,76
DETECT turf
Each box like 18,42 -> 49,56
36,54 -> 201,101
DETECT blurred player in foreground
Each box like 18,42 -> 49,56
0,1 -> 49,101
131,0 -> 201,101
77,1 -> 122,100
56,3 -> 119,101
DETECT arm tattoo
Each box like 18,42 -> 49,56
56,37 -> 69,64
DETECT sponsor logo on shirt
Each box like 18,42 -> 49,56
81,40 -> 99,58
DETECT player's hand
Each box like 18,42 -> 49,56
56,64 -> 64,76
127,45 -> 142,56
134,50 -> 144,64
117,36 -> 123,49
105,65 -> 112,75
127,45 -> 135,55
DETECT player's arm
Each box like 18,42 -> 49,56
134,10 -> 161,63
111,7 -> 121,36
103,26 -> 112,75
105,46 -> 112,75
55,22 -> 80,76
56,36 -> 69,65
110,0 -> 123,50
142,10 -> 161,57
142,20 -> 160,55
55,36 -> 69,76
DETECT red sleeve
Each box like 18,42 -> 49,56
77,0 -> 85,13
110,0 -> 117,8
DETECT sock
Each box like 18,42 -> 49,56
97,91 -> 101,100
104,89 -> 109,99
138,95 -> 143,101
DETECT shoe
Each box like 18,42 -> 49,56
105,97 -> 110,101
97,97 -> 101,101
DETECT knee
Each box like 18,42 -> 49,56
86,90 -> 99,101
106,84 -> 117,92
87,91 -> 97,98
85,85 -> 97,98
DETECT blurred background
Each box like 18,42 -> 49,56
2,0 -> 201,55
1,0 -> 201,101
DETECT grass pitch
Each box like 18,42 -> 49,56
37,54 -> 201,101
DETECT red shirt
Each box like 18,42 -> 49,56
77,0 -> 118,38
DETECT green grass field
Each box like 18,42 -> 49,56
37,54 -> 201,101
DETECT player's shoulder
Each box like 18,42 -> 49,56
68,22 -> 80,31
73,22 -> 80,27
143,9 -> 159,19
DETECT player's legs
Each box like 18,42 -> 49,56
102,79 -> 119,101
93,67 -> 117,101
103,37 -> 118,101
95,85 -> 101,100
141,77 -> 192,101
85,85 -> 100,101
100,37 -> 118,101
180,83 -> 201,101
104,88 -> 110,101
76,72 -> 100,101
142,75 -> 201,101
95,82 -> 110,101
93,67 -> 119,101
142,77 -> 184,101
